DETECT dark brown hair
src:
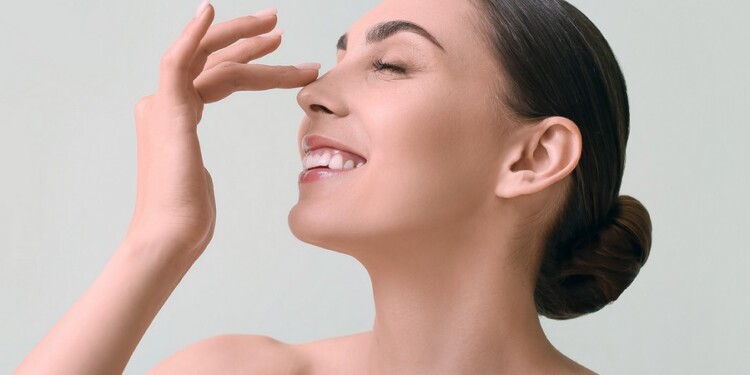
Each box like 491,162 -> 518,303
472,0 -> 653,319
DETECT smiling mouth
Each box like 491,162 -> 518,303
303,147 -> 367,171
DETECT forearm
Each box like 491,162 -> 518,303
13,2 -> 309,372
14,240 -> 192,375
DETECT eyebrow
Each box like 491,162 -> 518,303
336,20 -> 445,52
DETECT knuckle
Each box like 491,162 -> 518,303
134,95 -> 154,118
159,50 -> 182,70
233,78 -> 243,90
217,61 -> 235,70
275,68 -> 293,86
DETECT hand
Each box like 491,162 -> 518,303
125,3 -> 319,262
13,5 -> 322,374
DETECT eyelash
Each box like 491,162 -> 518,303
373,58 -> 407,75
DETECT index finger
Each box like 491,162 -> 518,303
194,63 -> 321,103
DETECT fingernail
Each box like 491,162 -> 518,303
259,28 -> 284,38
294,62 -> 321,70
195,0 -> 210,18
252,7 -> 278,18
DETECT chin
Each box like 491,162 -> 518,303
287,202 -> 356,254
287,199 -> 406,255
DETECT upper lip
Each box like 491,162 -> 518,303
302,134 -> 367,160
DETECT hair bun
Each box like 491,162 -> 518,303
536,195 -> 653,320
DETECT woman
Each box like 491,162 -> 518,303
15,0 -> 652,373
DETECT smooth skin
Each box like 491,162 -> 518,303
14,3 -> 318,374
288,0 -> 591,374
16,0 -> 596,374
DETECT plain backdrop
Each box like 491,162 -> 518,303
1,0 -> 748,374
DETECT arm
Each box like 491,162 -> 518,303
14,2 -> 319,374
13,240 -> 190,374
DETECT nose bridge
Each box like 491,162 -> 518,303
297,66 -> 348,117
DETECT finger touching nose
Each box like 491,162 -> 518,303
296,70 -> 349,118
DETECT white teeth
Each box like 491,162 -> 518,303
303,154 -> 314,170
329,153 -> 344,170
319,151 -> 332,166
302,150 -> 366,171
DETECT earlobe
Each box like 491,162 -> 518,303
495,116 -> 582,199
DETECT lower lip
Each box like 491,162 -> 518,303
298,168 -> 359,184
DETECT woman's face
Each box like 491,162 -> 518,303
289,0 -> 510,252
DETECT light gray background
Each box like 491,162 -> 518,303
1,0 -> 748,374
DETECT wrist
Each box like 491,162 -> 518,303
116,235 -> 201,282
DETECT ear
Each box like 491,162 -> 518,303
495,116 -> 582,199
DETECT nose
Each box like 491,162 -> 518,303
296,69 -> 349,118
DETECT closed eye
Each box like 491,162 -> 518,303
373,59 -> 407,75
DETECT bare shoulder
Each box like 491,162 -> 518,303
291,331 -> 371,374
148,334 -> 309,375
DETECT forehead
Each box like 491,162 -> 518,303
346,0 -> 482,52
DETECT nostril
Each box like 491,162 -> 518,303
310,104 -> 334,114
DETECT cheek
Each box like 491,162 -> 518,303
362,88 -> 499,229
288,79 -> 503,250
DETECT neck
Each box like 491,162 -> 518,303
351,224 -> 564,375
